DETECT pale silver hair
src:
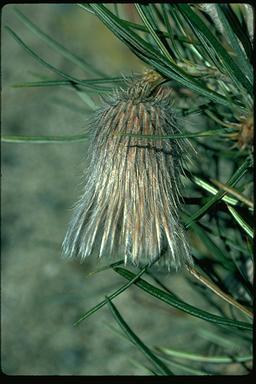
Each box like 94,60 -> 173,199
62,72 -> 194,270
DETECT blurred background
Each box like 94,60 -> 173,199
1,4 -> 251,375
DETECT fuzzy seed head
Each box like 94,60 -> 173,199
62,72 -> 194,270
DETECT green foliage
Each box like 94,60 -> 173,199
107,298 -> 174,376
3,3 -> 253,375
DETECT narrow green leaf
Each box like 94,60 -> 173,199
14,8 -> 105,77
1,134 -> 88,144
77,3 -> 95,15
142,55 -> 242,109
112,3 -> 120,18
89,3 -> 162,60
215,5 -> 252,83
157,347 -> 252,364
191,175 -> 238,206
105,323 -> 160,375
129,358 -> 159,376
113,267 -> 252,331
158,357 -> 209,375
88,260 -> 123,276
221,4 -> 252,61
189,222 -> 234,269
135,4 -> 174,63
224,239 -> 252,256
12,79 -> 114,93
78,3 -> 166,40
143,4 -> 162,31
107,299 -> 174,376
87,4 -> 240,109
185,157 -> 252,229
5,26 -> 93,87
177,4 -> 253,93
146,272 -> 183,300
226,205 -> 253,238
198,328 -> 251,350
73,265 -> 148,326
160,4 -> 178,59
117,129 -> 234,141
107,321 -> 206,375
78,2 -> 198,47
51,96 -> 91,114
72,86 -> 97,109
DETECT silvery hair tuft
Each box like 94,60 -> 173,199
62,71 -> 194,271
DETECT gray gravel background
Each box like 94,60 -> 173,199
1,4 -> 244,376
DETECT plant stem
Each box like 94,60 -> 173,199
210,178 -> 253,208
185,264 -> 253,319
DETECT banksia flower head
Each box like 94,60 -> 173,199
62,70 -> 194,270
